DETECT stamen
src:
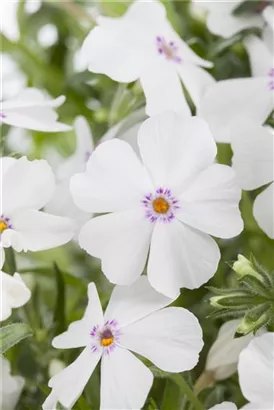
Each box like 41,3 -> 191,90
0,216 -> 12,233
142,187 -> 179,223
156,36 -> 181,63
100,328 -> 114,347
153,197 -> 170,214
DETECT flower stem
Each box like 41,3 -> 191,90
168,374 -> 205,410
5,247 -> 17,274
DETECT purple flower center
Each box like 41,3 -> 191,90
0,215 -> 12,234
142,187 -> 180,223
0,113 -> 6,120
156,36 -> 181,63
268,68 -> 274,90
90,319 -> 121,355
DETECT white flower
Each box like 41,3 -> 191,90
43,277 -> 203,410
238,332 -> 274,410
45,117 -> 94,234
0,156 -> 75,268
193,0 -> 266,38
0,270 -> 31,321
1,88 -> 71,132
81,0 -> 214,116
71,113 -> 243,298
1,54 -> 26,100
231,121 -> 274,238
209,403 -> 237,410
0,357 -> 25,410
198,35 -> 273,143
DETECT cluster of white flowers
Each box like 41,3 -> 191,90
1,0 -> 273,409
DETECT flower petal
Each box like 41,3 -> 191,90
2,157 -> 55,215
178,63 -> 216,107
120,306 -> 203,373
100,346 -> 153,410
238,332 -> 274,404
148,220 -> 220,297
11,210 -> 75,251
138,113 -> 216,193
198,78 -> 272,143
244,35 -> 272,78
177,164 -> 243,238
1,272 -> 31,321
209,403 -> 237,410
253,183 -> 274,239
53,283 -> 104,349
70,139 -> 152,213
104,276 -> 175,327
231,122 -> 274,190
140,60 -> 191,116
78,209 -> 153,285
45,347 -> 102,410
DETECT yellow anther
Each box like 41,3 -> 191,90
101,337 -> 114,347
153,197 -> 169,214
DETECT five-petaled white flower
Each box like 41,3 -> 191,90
0,270 -> 31,321
238,332 -> 274,410
81,0 -> 214,117
198,35 -> 274,143
71,112 -> 243,298
43,277 -> 203,410
0,88 -> 71,132
0,156 -> 75,269
193,0 -> 271,38
0,357 -> 25,410
231,121 -> 274,239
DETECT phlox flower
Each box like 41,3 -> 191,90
193,0 -> 270,38
204,319 -> 255,382
71,112 -> 243,298
0,157 -> 75,269
0,88 -> 71,132
43,277 -> 203,410
231,121 -> 274,238
239,332 -> 274,409
0,270 -> 31,321
198,35 -> 273,143
0,357 -> 25,410
81,0 -> 214,116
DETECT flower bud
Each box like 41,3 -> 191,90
233,255 -> 261,280
49,359 -> 66,378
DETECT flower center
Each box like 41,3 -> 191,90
90,319 -> 121,355
142,188 -> 179,223
0,216 -> 12,234
0,221 -> 8,233
156,36 -> 181,63
268,68 -> 274,90
100,328 -> 114,347
153,197 -> 170,214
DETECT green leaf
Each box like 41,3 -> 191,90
233,0 -> 265,16
56,403 -> 67,410
0,323 -> 32,354
53,263 -> 66,335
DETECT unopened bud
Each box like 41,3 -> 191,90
233,255 -> 261,280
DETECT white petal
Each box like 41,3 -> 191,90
244,35 -> 272,78
1,271 -> 31,321
0,357 -> 25,410
53,283 -> 104,349
120,306 -> 203,373
206,319 -> 254,381
178,63 -> 216,107
2,156 -> 17,174
70,139 -> 152,213
140,60 -> 191,117
241,403 -> 273,410
104,276 -> 174,328
253,183 -> 274,239
238,332 -> 274,404
46,347 -> 102,409
177,164 -> 243,238
11,210 -> 75,251
2,89 -> 65,109
209,403 -> 237,410
2,157 -> 55,215
78,209 -> 153,285
138,113 -> 216,192
100,346 -> 153,410
231,122 -> 274,190
263,5 -> 274,29
198,78 -> 272,143
148,220 -> 220,297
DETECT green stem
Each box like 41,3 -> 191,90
5,247 -> 17,274
168,374 -> 205,410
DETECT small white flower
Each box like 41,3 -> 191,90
0,156 -> 75,268
71,112 -> 243,298
81,0 -> 214,116
0,270 -> 31,321
231,121 -> 274,238
193,0 -> 267,38
205,319 -> 255,381
0,357 -> 25,410
238,332 -> 274,410
198,35 -> 273,143
1,88 -> 71,132
209,403 -> 237,410
43,277 -> 203,410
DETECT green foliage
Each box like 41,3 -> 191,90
0,323 -> 32,354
